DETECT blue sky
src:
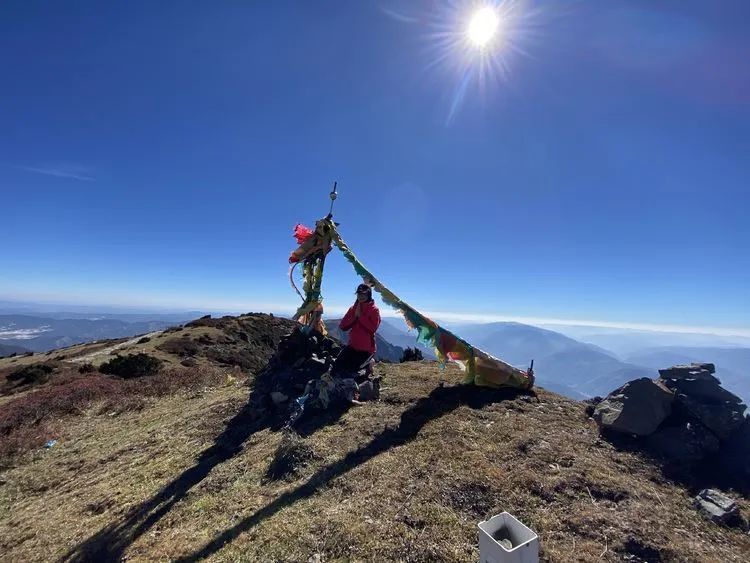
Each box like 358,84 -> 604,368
2,1 -> 749,334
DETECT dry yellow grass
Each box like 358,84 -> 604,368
1,361 -> 749,562
0,327 -> 218,372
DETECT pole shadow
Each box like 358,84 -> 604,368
61,390 -> 270,562
175,383 -> 530,562
62,370 -> 358,561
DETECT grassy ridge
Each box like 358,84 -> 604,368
0,362 -> 748,561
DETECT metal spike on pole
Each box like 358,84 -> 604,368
327,181 -> 338,218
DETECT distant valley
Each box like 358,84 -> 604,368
0,314 -> 188,354
2,306 -> 747,404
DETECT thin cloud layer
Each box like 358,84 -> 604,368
21,165 -> 94,181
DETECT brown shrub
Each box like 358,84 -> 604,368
7,363 -> 54,386
96,396 -> 147,415
0,377 -> 122,437
0,366 -> 227,464
265,432 -> 317,481
0,420 -> 58,460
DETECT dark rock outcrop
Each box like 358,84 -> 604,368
596,363 -> 750,490
721,418 -> 750,484
664,377 -> 743,406
676,394 -> 746,441
646,422 -> 720,463
593,378 -> 674,436
658,363 -> 715,379
248,324 -> 379,423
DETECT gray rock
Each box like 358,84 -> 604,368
693,489 -> 745,528
646,422 -> 720,463
677,394 -> 746,441
662,373 -> 723,387
593,378 -> 674,436
659,363 -> 715,378
357,378 -> 381,402
661,377 -> 743,405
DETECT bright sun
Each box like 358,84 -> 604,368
466,6 -> 500,48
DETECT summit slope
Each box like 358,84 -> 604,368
0,315 -> 748,561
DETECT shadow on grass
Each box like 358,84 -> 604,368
174,383 -> 530,562
61,389 -> 269,562
61,379 -> 359,561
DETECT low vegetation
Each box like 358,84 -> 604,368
157,337 -> 200,357
99,354 -> 163,379
7,363 -> 54,386
0,366 -> 228,463
400,347 -> 424,363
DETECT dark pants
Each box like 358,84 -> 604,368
332,346 -> 372,378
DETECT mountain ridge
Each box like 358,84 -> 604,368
0,312 -> 747,561
0,314 -> 182,353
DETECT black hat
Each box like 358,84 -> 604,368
356,283 -> 371,294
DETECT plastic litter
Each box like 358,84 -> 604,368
478,512 -> 539,563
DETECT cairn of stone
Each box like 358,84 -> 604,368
592,363 -> 750,486
249,326 -> 379,423
249,327 -> 341,415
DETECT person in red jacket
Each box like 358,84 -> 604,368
332,283 -> 381,377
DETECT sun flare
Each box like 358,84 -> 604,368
412,0 -> 533,122
466,6 -> 500,48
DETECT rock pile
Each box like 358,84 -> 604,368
593,363 -> 750,486
659,363 -> 745,441
249,326 -> 379,423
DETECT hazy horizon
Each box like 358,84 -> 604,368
3,296 -> 750,341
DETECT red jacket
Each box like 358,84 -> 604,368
339,300 -> 381,354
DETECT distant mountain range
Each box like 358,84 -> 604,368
0,314 -> 183,353
547,325 -> 750,356
3,304 -> 746,404
316,317 -> 750,402
0,342 -> 30,358
0,300 -> 207,320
